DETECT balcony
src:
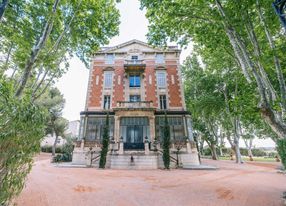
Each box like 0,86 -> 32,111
124,60 -> 146,72
115,101 -> 155,110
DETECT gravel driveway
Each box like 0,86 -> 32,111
15,153 -> 286,206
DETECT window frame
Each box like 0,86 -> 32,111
159,95 -> 167,110
105,54 -> 115,64
103,95 -> 111,109
155,53 -> 165,64
104,72 -> 113,88
130,95 -> 141,102
129,74 -> 141,88
156,71 -> 166,88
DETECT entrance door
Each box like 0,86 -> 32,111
126,125 -> 143,143
120,117 -> 149,150
125,125 -> 144,149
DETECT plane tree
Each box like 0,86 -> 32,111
141,0 -> 286,140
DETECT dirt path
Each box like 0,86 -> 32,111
15,154 -> 286,206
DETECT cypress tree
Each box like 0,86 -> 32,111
99,113 -> 110,168
277,139 -> 286,170
162,113 -> 171,169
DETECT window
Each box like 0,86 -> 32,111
157,71 -> 166,88
106,54 -> 114,64
155,117 -> 184,141
104,72 -> 113,88
129,74 -> 140,87
159,95 -> 167,109
120,117 -> 150,144
131,56 -> 138,60
130,95 -> 141,102
155,53 -> 165,64
103,95 -> 110,109
86,117 -> 114,141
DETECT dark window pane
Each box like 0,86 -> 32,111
104,95 -> 110,109
129,74 -> 140,87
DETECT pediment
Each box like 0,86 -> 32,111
100,39 -> 164,54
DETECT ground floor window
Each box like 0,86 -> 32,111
85,116 -> 114,141
155,116 -> 185,141
120,117 -> 150,143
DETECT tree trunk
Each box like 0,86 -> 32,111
52,134 -> 58,157
233,135 -> 243,163
15,0 -> 60,97
216,0 -> 286,140
210,143 -> 218,160
0,0 -> 8,21
248,148 -> 254,161
219,146 -> 223,157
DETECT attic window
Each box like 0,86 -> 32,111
106,54 -> 114,64
131,56 -> 138,60
155,53 -> 164,64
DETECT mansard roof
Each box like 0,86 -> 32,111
96,39 -> 180,54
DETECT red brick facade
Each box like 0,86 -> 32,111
88,64 -> 104,108
112,60 -> 125,107
144,61 -> 158,107
86,41 -> 184,111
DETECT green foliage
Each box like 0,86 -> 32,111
41,146 -> 63,153
42,137 -> 74,162
141,0 -> 286,140
162,114 -> 170,169
99,114 -> 110,169
0,0 -> 120,97
36,87 -> 68,156
0,80 -> 46,205
61,137 -> 74,162
277,139 -> 286,169
53,154 -> 63,163
203,147 -> 268,157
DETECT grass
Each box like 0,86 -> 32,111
203,156 -> 277,162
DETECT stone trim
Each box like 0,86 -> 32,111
85,61 -> 95,110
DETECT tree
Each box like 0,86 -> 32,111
36,87 -> 66,156
51,117 -> 68,157
277,139 -> 286,169
162,113 -> 171,169
141,0 -> 286,141
99,113 -> 110,169
1,0 -> 120,98
0,0 -> 120,203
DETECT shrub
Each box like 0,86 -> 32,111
53,154 -> 63,163
0,80 -> 46,205
41,146 -> 63,153
61,137 -> 74,162
277,139 -> 286,170
99,114 -> 110,168
162,114 -> 170,169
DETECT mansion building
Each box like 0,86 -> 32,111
73,40 -> 199,169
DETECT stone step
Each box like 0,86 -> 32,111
110,155 -> 158,169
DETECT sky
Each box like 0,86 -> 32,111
55,0 -> 275,148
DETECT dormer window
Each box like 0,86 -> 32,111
106,54 -> 114,64
155,53 -> 165,64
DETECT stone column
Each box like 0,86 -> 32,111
80,139 -> 84,150
144,137 -> 149,155
114,115 -> 120,142
186,139 -> 192,154
149,116 -> 156,142
118,137 -> 124,155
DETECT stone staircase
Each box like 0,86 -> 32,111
110,153 -> 158,169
